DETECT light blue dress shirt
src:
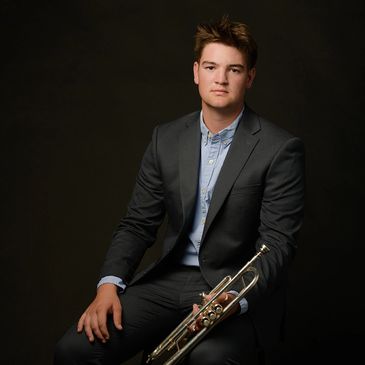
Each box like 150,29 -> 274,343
180,110 -> 241,266
98,108 -> 248,313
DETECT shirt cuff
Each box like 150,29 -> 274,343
228,290 -> 248,314
97,276 -> 126,293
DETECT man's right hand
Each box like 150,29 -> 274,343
77,283 -> 123,343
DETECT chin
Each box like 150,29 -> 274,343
205,98 -> 229,108
208,101 -> 235,110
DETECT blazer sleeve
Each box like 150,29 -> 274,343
99,126 -> 166,284
245,136 -> 305,307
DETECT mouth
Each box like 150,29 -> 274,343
211,89 -> 228,95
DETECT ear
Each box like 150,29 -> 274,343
193,61 -> 199,85
246,67 -> 256,89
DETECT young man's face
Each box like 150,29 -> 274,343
193,42 -> 256,114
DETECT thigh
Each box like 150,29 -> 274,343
183,313 -> 259,365
119,276 -> 188,351
54,278 -> 185,365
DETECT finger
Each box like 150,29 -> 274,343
91,312 -> 107,343
97,310 -> 110,340
188,304 -> 199,333
217,292 -> 240,315
188,323 -> 198,333
112,303 -> 123,330
77,312 -> 86,333
188,321 -> 199,333
192,304 -> 204,332
192,303 -> 200,314
84,315 -> 95,342
217,292 -> 230,304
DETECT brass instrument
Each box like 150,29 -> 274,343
146,244 -> 270,365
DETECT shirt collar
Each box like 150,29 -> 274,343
200,106 -> 244,144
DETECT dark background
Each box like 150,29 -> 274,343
1,1 -> 364,364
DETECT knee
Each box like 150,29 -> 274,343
54,336 -> 72,365
54,330 -> 87,365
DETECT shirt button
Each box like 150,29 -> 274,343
201,217 -> 206,224
208,159 -> 214,164
201,187 -> 206,193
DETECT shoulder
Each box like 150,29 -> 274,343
154,111 -> 200,136
242,107 -> 305,165
246,106 -> 303,147
247,107 -> 295,139
146,111 -> 200,156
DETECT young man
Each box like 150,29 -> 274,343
55,16 -> 305,365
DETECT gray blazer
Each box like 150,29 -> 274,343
100,106 -> 305,348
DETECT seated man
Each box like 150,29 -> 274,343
54,15 -> 305,365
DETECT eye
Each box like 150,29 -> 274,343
204,66 -> 215,71
230,68 -> 241,73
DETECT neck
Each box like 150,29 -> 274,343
202,104 -> 244,134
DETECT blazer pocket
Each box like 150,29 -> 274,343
230,184 -> 263,196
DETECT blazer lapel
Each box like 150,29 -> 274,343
201,107 -> 261,243
179,113 -> 201,226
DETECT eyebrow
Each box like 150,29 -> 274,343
201,61 -> 245,69
229,64 -> 245,69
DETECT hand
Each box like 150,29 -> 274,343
77,283 -> 123,343
215,291 -> 240,314
189,292 -> 239,333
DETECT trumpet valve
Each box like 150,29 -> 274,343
207,310 -> 216,321
213,303 -> 223,314
201,316 -> 210,327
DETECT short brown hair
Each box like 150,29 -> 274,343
194,15 -> 258,69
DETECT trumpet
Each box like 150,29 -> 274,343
146,244 -> 270,365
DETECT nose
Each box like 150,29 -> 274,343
214,69 -> 228,85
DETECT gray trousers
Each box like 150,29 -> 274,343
54,265 -> 259,365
